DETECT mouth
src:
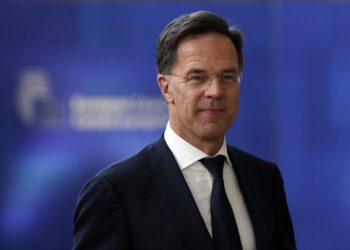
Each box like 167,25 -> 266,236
200,108 -> 226,116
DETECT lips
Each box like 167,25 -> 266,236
200,108 -> 226,116
198,101 -> 227,116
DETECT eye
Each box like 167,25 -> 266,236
219,74 -> 236,82
189,74 -> 207,82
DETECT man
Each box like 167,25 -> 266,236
73,11 -> 296,250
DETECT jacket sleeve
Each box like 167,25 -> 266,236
273,166 -> 297,250
73,176 -> 131,250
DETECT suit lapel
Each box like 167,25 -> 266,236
228,147 -> 265,250
144,137 -> 215,250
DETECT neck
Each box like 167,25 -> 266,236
169,123 -> 225,156
190,136 -> 224,156
197,141 -> 223,156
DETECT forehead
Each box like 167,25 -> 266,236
173,32 -> 238,72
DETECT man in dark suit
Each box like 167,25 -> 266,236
73,11 -> 296,250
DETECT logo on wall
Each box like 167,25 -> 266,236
15,69 -> 64,129
15,68 -> 167,132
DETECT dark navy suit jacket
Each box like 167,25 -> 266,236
73,136 -> 296,250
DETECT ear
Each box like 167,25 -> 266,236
157,74 -> 174,104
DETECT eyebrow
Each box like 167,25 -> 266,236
184,68 -> 238,75
184,68 -> 206,75
221,68 -> 239,74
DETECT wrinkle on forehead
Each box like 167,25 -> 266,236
174,33 -> 239,74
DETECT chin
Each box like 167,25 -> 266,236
197,127 -> 227,141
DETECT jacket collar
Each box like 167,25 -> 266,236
144,136 -> 215,250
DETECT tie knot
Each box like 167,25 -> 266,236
200,155 -> 225,178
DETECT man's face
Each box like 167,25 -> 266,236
158,32 -> 240,148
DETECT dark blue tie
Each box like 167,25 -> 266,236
201,155 -> 242,250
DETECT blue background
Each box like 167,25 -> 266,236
1,2 -> 349,250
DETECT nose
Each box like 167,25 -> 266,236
204,77 -> 224,98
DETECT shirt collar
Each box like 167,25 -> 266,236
164,122 -> 232,170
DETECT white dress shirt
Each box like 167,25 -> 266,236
164,122 -> 256,250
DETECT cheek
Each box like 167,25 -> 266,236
175,88 -> 200,109
232,85 -> 239,102
234,93 -> 239,108
178,95 -> 192,115
184,93 -> 202,114
170,84 -> 183,103
228,89 -> 239,113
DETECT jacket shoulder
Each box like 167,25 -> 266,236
229,145 -> 275,165
95,137 -> 169,183
228,145 -> 280,175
